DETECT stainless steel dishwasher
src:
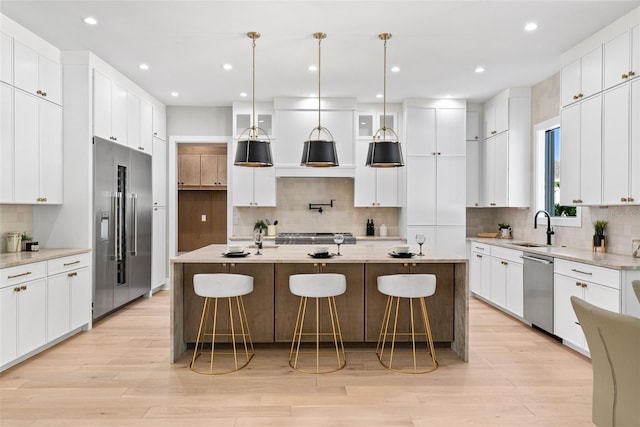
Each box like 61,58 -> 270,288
522,252 -> 554,334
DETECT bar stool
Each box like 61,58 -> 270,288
190,273 -> 254,375
376,274 -> 438,374
289,273 -> 346,373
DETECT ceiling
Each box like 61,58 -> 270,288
2,1 -> 639,107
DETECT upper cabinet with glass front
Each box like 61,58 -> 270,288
233,101 -> 274,139
356,111 -> 397,139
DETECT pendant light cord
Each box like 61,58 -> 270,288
252,36 -> 257,136
382,37 -> 387,131
318,35 -> 321,131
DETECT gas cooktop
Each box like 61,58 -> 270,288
275,232 -> 356,245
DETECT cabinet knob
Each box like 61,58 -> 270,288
581,283 -> 587,288
36,90 -> 42,95
42,92 -> 47,97
476,254 -> 482,259
575,281 -> 581,287
154,132 -> 158,136
432,152 -> 437,155
20,285 -> 26,290
138,146 -> 144,150
13,287 -> 20,292
573,95 -> 579,100
622,73 -> 629,79
490,203 -> 496,206
621,197 -> 628,202
501,261 -> 508,265
628,197 -> 635,202
578,93 -> 584,98
629,71 -> 636,77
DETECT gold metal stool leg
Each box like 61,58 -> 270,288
190,295 -> 254,375
289,296 -> 346,374
376,296 -> 438,374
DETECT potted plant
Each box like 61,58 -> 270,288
21,231 -> 32,251
498,223 -> 512,239
593,220 -> 608,247
253,219 -> 267,234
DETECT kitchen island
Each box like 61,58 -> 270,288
170,244 -> 468,362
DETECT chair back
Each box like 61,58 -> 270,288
571,296 -> 640,427
289,273 -> 346,298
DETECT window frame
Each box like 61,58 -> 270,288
533,116 -> 582,228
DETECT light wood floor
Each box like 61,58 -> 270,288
0,291 -> 594,426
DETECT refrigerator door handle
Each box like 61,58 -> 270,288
131,193 -> 138,256
117,191 -> 124,261
112,192 -> 119,261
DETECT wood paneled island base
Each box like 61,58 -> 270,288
171,244 -> 468,362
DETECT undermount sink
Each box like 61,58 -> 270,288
510,242 -> 547,247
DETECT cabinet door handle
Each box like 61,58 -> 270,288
628,197 -> 635,202
501,261 -> 508,265
571,268 -> 592,276
230,263 -> 235,268
42,92 -> 47,97
578,93 -> 584,98
573,95 -> 579,100
622,73 -> 629,79
403,263 -> 409,267
20,285 -> 27,290
67,272 -> 77,277
13,287 -> 21,292
575,281 -> 581,287
8,271 -> 32,279
629,71 -> 635,77
64,260 -> 81,267
138,146 -> 144,151
621,197 -> 628,202
476,254 -> 482,259
581,283 -> 587,288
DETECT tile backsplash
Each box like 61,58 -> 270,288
233,178 -> 400,237
0,205 -> 33,253
467,205 -> 640,256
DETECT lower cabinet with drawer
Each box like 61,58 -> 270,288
0,252 -> 91,371
553,259 -> 620,354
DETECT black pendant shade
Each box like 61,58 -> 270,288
365,140 -> 404,167
234,138 -> 273,167
234,31 -> 274,168
301,139 -> 339,167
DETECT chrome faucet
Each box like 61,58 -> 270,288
534,210 -> 554,245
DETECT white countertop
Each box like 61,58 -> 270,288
468,237 -> 640,270
0,248 -> 92,269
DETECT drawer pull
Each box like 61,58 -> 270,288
476,254 -> 483,259
8,271 -> 32,279
67,272 -> 78,278
63,260 -> 81,267
571,268 -> 592,276
474,246 -> 485,251
501,261 -> 508,265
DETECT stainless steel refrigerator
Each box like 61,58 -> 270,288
93,136 -> 152,319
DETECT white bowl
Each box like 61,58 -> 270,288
227,245 -> 244,254
394,245 -> 410,254
313,246 -> 329,254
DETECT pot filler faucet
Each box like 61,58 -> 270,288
534,209 -> 554,245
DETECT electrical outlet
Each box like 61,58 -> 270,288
201,215 -> 206,222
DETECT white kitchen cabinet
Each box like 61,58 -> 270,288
466,141 -> 481,207
632,79 -> 640,204
354,142 -> 399,207
480,89 -> 530,208
560,95 -> 602,206
561,46 -> 603,107
47,262 -> 90,341
483,91 -> 509,138
406,225 -> 466,258
235,112 -> 274,138
127,93 -> 141,151
275,109 -> 354,175
405,107 -> 435,156
0,271 -> 47,367
13,90 -> 63,204
489,247 -> 523,317
407,156 -> 466,225
602,84 -> 634,205
1,32 -> 13,84
93,70 -> 128,145
554,259 -> 620,353
232,144 -> 276,207
466,110 -> 481,141
356,112 -> 395,139
469,242 -> 491,299
152,206 -> 167,290
140,99 -> 153,153
1,83 -> 13,201
603,26 -> 640,91
152,137 -> 167,206
13,40 -> 61,106
406,107 -> 464,156
152,105 -> 166,141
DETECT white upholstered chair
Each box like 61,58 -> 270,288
376,274 -> 438,374
571,296 -> 640,426
190,273 -> 254,374
288,273 -> 347,373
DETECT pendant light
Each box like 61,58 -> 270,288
301,32 -> 339,167
366,33 -> 404,167
234,32 -> 273,167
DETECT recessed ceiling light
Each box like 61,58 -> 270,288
223,63 -> 233,70
376,93 -> 383,99
83,17 -> 97,25
308,65 -> 317,72
475,67 -> 485,73
391,66 -> 400,73
524,22 -> 538,32
171,92 -> 179,97
139,63 -> 149,70
240,92 -> 247,97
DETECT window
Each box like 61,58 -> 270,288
534,117 -> 581,227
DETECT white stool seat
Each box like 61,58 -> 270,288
377,274 -> 436,298
194,273 -> 253,298
289,273 -> 346,298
